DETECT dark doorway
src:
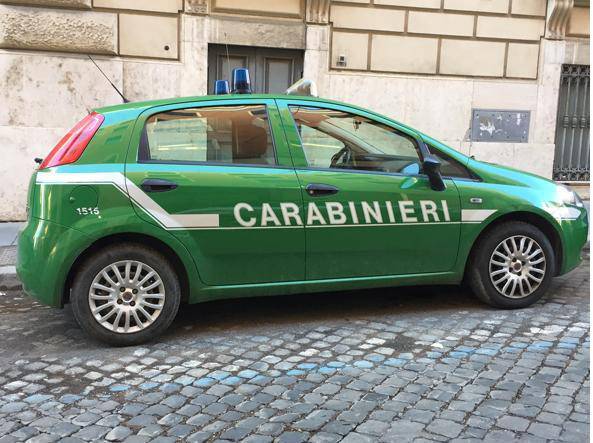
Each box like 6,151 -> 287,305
208,44 -> 304,94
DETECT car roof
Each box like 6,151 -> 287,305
95,93 -> 419,140
94,94 -> 350,114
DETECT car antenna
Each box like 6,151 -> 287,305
87,54 -> 129,103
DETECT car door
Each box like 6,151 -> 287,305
125,98 -> 305,285
277,99 -> 461,280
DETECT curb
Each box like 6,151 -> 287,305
0,267 -> 21,291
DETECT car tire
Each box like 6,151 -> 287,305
468,221 -> 555,309
71,243 -> 181,346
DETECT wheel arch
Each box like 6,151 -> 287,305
63,232 -> 191,306
464,210 -> 563,278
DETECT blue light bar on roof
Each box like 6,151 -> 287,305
232,68 -> 252,94
214,80 -> 230,95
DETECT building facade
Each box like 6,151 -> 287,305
0,0 -> 590,220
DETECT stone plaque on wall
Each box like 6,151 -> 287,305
471,109 -> 530,142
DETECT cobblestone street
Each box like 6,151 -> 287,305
0,258 -> 589,443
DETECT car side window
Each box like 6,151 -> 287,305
140,105 -> 276,166
428,146 -> 474,179
289,106 -> 422,175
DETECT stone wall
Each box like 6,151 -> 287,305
0,1 -> 182,59
305,28 -> 588,180
330,0 -> 547,79
0,0 -> 590,220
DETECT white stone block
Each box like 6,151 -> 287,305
476,16 -> 545,41
371,35 -> 438,74
444,0 -> 509,14
511,0 -> 546,16
94,0 -> 182,13
0,126 -> 67,220
506,43 -> 540,79
331,31 -> 368,70
408,11 -> 474,37
375,0 -> 440,7
0,5 -> 117,54
440,39 -> 506,77
119,13 -> 178,59
331,5 -> 405,32
0,52 -> 123,128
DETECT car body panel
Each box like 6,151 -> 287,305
17,217 -> 90,306
22,164 -> 203,307
124,98 -> 306,285
16,93 -> 588,308
125,162 -> 307,285
276,98 -> 463,279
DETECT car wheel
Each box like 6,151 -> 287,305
468,222 -> 555,309
71,243 -> 181,346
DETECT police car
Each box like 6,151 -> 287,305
17,69 -> 588,345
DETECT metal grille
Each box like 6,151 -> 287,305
553,64 -> 590,182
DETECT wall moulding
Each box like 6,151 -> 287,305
210,0 -> 304,20
185,0 -> 207,15
306,0 -> 330,24
0,0 -> 91,9
547,0 -> 574,39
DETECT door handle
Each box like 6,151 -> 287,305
140,178 -> 178,193
305,183 -> 339,197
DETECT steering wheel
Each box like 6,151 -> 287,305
330,146 -> 355,168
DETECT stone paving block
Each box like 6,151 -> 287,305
497,415 -> 530,432
528,422 -> 562,439
0,258 -> 588,443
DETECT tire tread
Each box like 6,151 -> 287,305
467,221 -> 555,309
70,242 -> 181,346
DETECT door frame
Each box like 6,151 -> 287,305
124,97 -> 307,286
126,97 -> 295,169
275,98 -> 430,173
274,98 -> 462,279
207,44 -> 304,94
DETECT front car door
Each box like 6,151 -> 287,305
277,99 -> 462,280
125,98 -> 305,286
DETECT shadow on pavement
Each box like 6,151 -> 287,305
166,284 -> 483,340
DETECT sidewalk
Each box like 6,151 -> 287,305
0,221 -> 21,247
0,222 -> 22,289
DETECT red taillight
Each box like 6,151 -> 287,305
39,112 -> 105,169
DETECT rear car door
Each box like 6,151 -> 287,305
125,98 -> 305,285
277,99 -> 462,280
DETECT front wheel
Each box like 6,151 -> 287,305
468,222 -> 555,308
71,244 -> 181,346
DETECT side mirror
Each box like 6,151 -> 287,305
423,155 -> 446,191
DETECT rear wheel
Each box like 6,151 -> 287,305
468,222 -> 555,308
71,244 -> 181,346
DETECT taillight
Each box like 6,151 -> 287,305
39,112 -> 105,169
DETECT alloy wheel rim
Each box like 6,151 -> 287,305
88,260 -> 165,333
489,235 -> 546,299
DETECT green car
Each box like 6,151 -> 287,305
17,88 -> 588,345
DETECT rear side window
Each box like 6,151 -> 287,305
139,105 -> 276,165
